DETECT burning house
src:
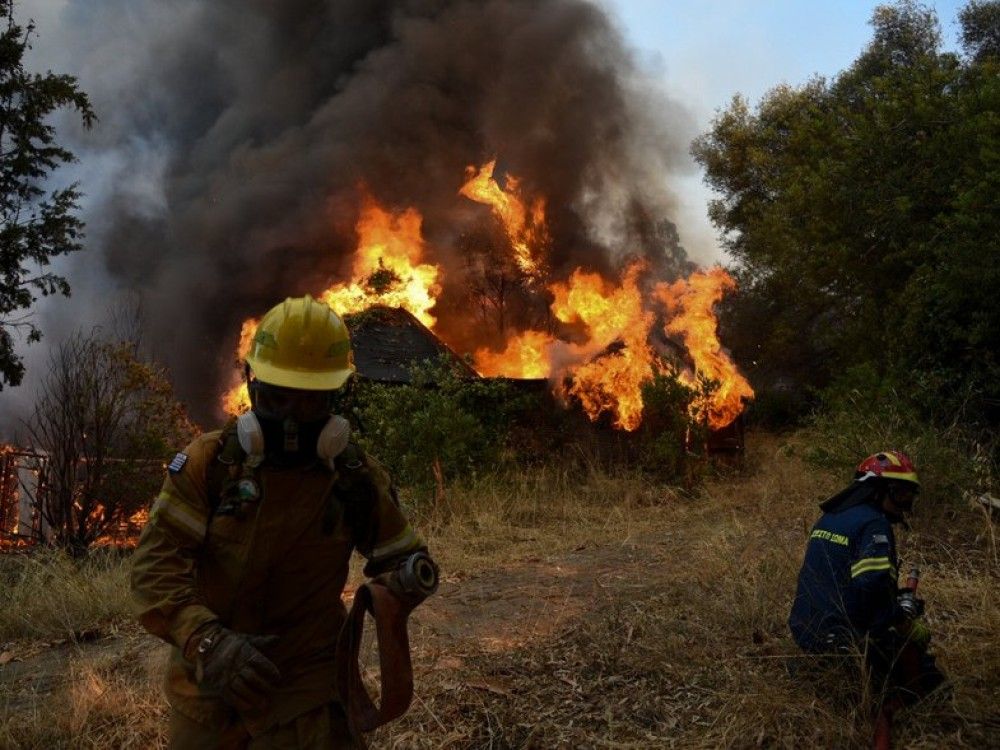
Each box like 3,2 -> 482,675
220,160 -> 753,445
346,306 -> 477,384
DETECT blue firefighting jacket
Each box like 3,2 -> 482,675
789,502 -> 901,652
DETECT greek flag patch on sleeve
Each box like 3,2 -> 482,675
168,452 -> 189,474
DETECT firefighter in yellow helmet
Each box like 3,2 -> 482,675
131,295 -> 437,749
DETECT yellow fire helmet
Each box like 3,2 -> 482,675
245,295 -> 356,390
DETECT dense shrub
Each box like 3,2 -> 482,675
350,355 -> 731,491
698,2 -> 1000,428
802,380 -> 996,520
351,357 -> 532,491
639,367 -> 701,477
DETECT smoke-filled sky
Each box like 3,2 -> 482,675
2,0 -> 971,429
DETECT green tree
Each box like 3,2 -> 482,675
959,0 -> 1000,61
694,1 -> 1000,423
0,2 -> 94,388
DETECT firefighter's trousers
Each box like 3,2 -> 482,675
167,702 -> 358,750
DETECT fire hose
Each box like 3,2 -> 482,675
873,566 -> 923,750
335,552 -> 439,743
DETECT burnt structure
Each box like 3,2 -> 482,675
347,306 -> 477,384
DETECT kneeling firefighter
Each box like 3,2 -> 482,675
131,295 -> 438,749
789,450 -> 946,749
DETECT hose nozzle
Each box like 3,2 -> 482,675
395,551 -> 439,599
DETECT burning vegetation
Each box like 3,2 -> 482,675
222,161 -> 752,432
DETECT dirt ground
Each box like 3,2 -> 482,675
0,534 -> 664,723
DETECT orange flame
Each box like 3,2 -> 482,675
221,318 -> 258,415
216,164 -> 752,434
221,196 -> 443,416
321,196 -> 442,327
473,264 -> 656,431
474,264 -> 752,432
474,330 -> 554,379
552,264 -> 656,431
654,267 -> 754,429
460,160 -> 547,277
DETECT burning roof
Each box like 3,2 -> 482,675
347,306 -> 477,384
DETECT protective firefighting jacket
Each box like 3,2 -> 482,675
789,501 -> 901,652
130,426 -> 425,733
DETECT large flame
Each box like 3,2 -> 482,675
321,196 -> 441,328
474,264 -> 752,431
218,163 -> 752,433
473,264 -> 656,431
221,196 -> 443,415
551,264 -> 656,431
655,267 -> 755,429
460,160 -> 547,277
474,330 -> 554,379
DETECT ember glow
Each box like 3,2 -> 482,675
655,267 -> 755,430
0,444 -> 18,538
460,160 -> 547,277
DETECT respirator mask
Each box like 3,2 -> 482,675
236,379 -> 351,467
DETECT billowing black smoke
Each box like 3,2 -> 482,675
30,0 -> 695,424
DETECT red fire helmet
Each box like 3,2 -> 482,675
855,450 -> 920,487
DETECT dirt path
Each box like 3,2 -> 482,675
0,536 -> 669,717
415,536 -> 668,652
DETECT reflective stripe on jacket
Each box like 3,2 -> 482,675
788,502 -> 900,652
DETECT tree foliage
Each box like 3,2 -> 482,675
0,1 -> 94,388
22,311 -> 195,553
694,1 -> 1000,425
960,0 -> 1000,61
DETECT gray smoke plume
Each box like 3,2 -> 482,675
12,0 -> 696,425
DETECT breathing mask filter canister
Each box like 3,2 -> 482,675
237,411 -> 351,467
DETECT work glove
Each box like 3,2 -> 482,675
905,618 -> 932,649
187,624 -> 281,712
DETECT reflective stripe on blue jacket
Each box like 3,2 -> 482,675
789,502 -> 900,652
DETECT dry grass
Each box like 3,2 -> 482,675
0,549 -> 132,642
0,635 -> 167,749
2,431 -> 998,748
418,462 -> 683,574
384,434 -> 999,749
